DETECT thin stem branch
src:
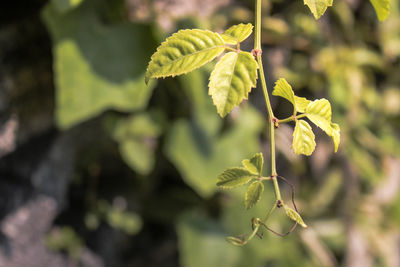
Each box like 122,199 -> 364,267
278,113 -> 307,124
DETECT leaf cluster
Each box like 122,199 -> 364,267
145,23 -> 258,118
216,153 -> 265,210
273,78 -> 340,156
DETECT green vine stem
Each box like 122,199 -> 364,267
254,0 -> 282,203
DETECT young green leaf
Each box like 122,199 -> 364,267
216,168 -> 257,189
226,236 -> 245,246
245,181 -> 264,210
145,29 -> 225,83
284,205 -> 307,228
292,120 -> 316,156
305,99 -> 341,151
273,78 -> 311,114
209,51 -> 258,117
272,78 -> 296,109
370,0 -> 390,21
304,0 -> 333,20
221,23 -> 253,45
241,152 -> 264,175
331,122 -> 340,152
294,96 -> 311,113
305,98 -> 332,134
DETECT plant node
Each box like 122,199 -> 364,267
272,117 -> 279,128
251,48 -> 262,58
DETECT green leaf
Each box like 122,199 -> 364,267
273,78 -> 311,113
245,181 -> 264,210
145,29 -> 225,83
294,96 -> 311,113
52,0 -> 84,12
305,99 -> 341,152
292,120 -> 316,156
221,23 -> 253,45
305,98 -> 332,134
42,3 -> 156,129
272,78 -> 296,108
304,0 -> 333,20
241,152 -> 264,175
331,122 -> 340,152
113,114 -> 162,175
370,0 -> 390,21
209,51 -> 258,117
216,168 -> 257,189
284,205 -> 307,228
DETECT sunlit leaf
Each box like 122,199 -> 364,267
305,98 -> 332,134
292,120 -> 316,156
294,96 -> 311,113
145,29 -> 225,83
272,78 -> 296,108
245,181 -> 264,210
209,51 -> 258,117
217,168 -> 257,189
284,205 -> 307,228
304,0 -> 333,20
305,99 -> 340,152
241,152 -> 264,175
370,0 -> 390,21
331,123 -> 340,152
221,23 -> 253,45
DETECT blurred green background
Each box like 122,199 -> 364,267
0,0 -> 399,266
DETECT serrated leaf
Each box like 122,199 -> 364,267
221,23 -> 253,45
273,78 -> 296,108
245,181 -> 264,210
304,0 -> 333,20
241,152 -> 264,175
226,236 -> 245,246
293,120 -> 316,156
305,98 -> 332,134
273,79 -> 311,114
294,96 -> 311,113
331,123 -> 340,152
305,99 -> 341,152
145,29 -> 225,83
284,205 -> 307,228
209,51 -> 258,117
370,0 -> 390,21
217,168 -> 257,189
